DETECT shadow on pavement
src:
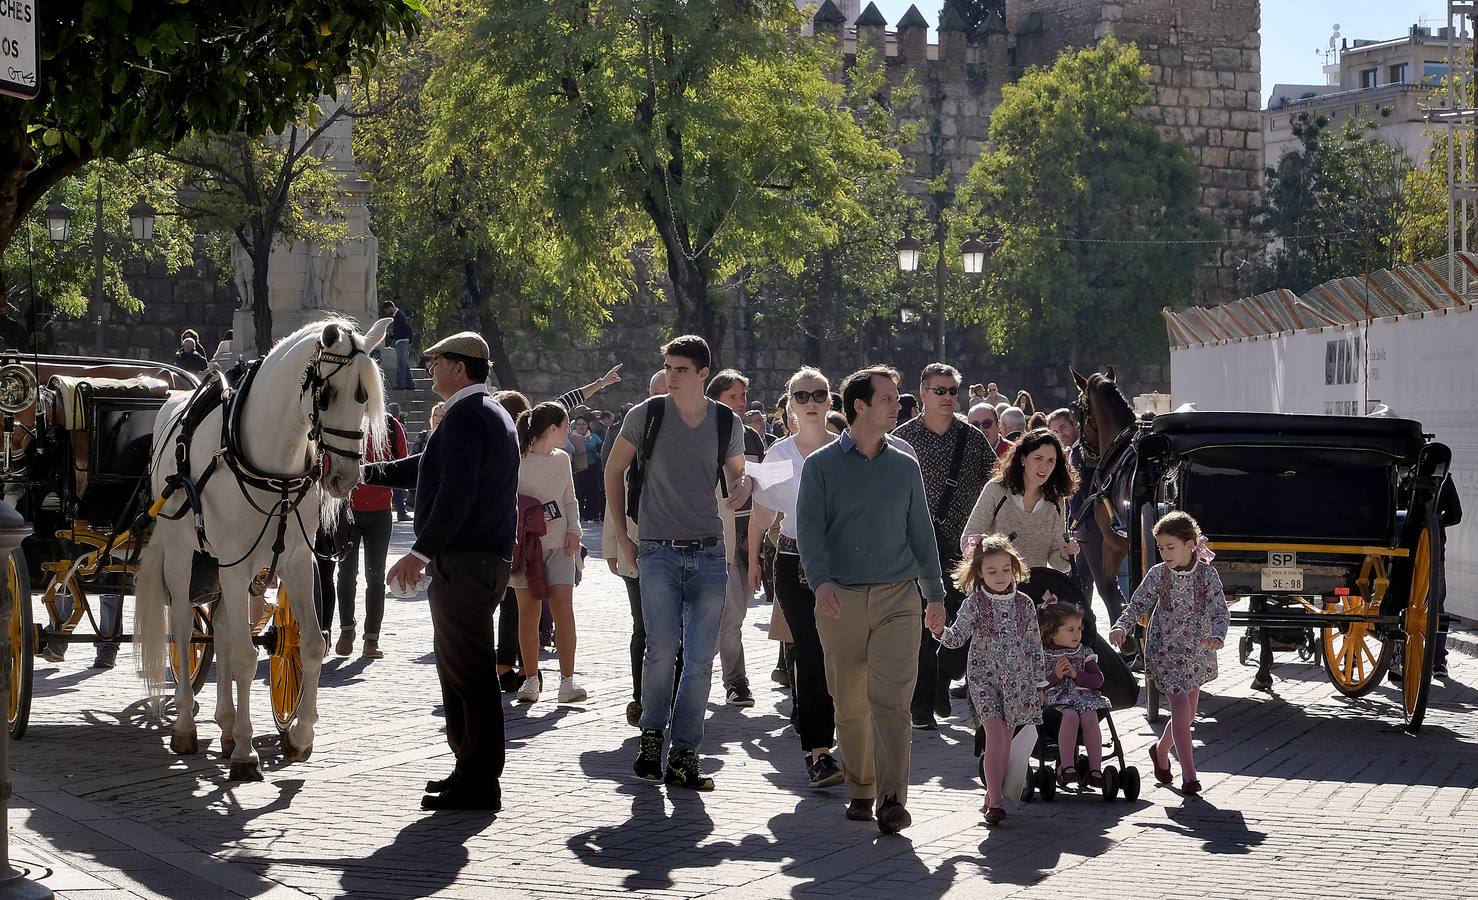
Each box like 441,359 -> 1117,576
1142,796 -> 1267,854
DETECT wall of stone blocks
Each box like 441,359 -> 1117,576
51,258 -> 236,363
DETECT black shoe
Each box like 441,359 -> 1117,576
498,670 -> 521,693
92,646 -> 119,670
634,729 -> 664,781
726,681 -> 756,708
807,753 -> 845,789
425,770 -> 465,793
663,748 -> 715,791
876,795 -> 912,835
933,691 -> 952,719
420,788 -> 501,812
949,683 -> 968,699
911,708 -> 936,730
1433,660 -> 1448,678
625,701 -> 642,728
846,798 -> 875,821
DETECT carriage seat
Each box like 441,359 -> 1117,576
48,375 -> 169,507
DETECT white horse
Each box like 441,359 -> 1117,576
135,317 -> 390,781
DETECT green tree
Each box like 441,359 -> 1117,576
1256,112 -> 1410,293
1,156 -> 196,349
419,0 -> 899,357
949,38 -> 1214,365
0,1 -> 423,283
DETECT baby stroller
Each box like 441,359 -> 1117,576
1014,567 -> 1142,803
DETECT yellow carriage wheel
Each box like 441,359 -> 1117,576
268,588 -> 304,733
6,547 -> 33,740
1321,593 -> 1391,698
1401,516 -> 1441,733
167,604 -> 215,695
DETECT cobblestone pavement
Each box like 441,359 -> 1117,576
6,520 -> 1478,899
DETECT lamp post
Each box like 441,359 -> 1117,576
43,188 -> 156,355
895,233 -> 987,360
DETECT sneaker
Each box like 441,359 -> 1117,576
910,708 -> 936,730
807,753 -> 845,789
634,729 -> 664,781
91,645 -> 118,669
516,672 -> 542,704
1433,661 -> 1448,678
42,645 -> 66,663
663,748 -> 715,791
334,628 -> 355,656
625,701 -> 642,728
726,681 -> 755,707
558,676 -> 588,703
876,795 -> 912,834
361,638 -> 383,660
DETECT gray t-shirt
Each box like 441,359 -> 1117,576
618,395 -> 745,541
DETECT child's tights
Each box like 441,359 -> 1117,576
1056,708 -> 1103,772
982,718 -> 1011,809
1157,688 -> 1200,779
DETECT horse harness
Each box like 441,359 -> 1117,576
154,342 -> 368,582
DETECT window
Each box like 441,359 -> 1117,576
1424,62 -> 1451,84
1389,63 -> 1408,84
1324,335 -> 1361,386
1360,68 -> 1378,88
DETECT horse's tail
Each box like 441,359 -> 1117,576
133,537 -> 170,716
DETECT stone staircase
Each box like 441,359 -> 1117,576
385,370 -> 438,441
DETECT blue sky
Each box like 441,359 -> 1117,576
866,1 -> 1447,104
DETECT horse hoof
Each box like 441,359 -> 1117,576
1250,675 -> 1273,693
228,760 -> 264,782
170,732 -> 199,755
220,737 -> 236,757
281,736 -> 313,763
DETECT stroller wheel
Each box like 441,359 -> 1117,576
1102,765 -> 1120,802
1238,632 -> 1254,666
1021,767 -> 1035,803
1121,766 -> 1142,802
1036,765 -> 1057,802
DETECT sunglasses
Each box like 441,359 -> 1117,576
791,389 -> 830,405
971,418 -> 996,428
927,386 -> 959,396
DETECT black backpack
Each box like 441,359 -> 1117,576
626,399 -> 736,525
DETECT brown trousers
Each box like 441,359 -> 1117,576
815,580 -> 922,805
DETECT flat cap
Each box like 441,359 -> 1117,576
423,331 -> 489,361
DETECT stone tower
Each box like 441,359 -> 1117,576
1010,0 -> 1263,303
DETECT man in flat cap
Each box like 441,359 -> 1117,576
370,330 -> 518,812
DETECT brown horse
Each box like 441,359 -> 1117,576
1069,367 -> 1140,630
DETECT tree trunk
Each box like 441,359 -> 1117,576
465,259 -> 519,390
250,238 -> 273,356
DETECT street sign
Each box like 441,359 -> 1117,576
1,0 -> 38,101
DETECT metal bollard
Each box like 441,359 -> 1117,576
0,501 -> 49,899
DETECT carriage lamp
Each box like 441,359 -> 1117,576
961,237 -> 988,275
128,196 -> 157,242
0,365 -> 37,416
895,236 -> 922,273
45,199 -> 72,244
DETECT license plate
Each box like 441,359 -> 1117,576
1260,567 -> 1304,591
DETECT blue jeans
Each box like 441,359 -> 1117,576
394,338 -> 413,388
637,541 -> 728,753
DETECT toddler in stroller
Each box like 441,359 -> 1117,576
1018,567 -> 1141,803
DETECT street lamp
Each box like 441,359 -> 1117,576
895,234 -> 989,359
962,237 -> 988,275
42,186 -> 156,353
895,237 -> 922,274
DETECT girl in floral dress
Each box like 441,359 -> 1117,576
1110,511 -> 1229,795
933,534 -> 1046,826
1039,599 -> 1109,788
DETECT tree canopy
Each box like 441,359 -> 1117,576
949,38 -> 1214,366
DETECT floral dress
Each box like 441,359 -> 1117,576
940,587 -> 1047,729
1042,643 -> 1109,713
1113,560 -> 1230,695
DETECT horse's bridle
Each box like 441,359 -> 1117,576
301,344 -> 371,463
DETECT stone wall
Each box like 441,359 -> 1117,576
51,258 -> 236,362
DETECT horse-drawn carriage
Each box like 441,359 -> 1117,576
1075,371 -> 1452,734
1,317 -> 388,778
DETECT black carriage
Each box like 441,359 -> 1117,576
1124,411 -> 1450,733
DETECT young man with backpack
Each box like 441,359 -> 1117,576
604,336 -> 751,790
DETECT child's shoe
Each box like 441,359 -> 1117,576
1086,769 -> 1104,789
1149,744 -> 1173,785
984,807 -> 1007,826
1056,766 -> 1078,789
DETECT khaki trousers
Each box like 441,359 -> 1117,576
815,580 -> 922,805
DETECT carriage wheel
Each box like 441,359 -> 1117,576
1401,513 -> 1442,733
1321,593 -> 1390,697
268,588 -> 304,733
6,547 -> 32,740
168,604 -> 215,695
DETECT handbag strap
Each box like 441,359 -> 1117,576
931,422 -> 972,526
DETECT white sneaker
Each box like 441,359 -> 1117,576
516,673 -> 542,704
558,676 -> 588,703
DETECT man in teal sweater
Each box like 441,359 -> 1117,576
796,365 -> 945,836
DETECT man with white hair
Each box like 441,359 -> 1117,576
999,406 -> 1028,442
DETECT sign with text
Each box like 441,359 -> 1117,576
1,0 -> 38,100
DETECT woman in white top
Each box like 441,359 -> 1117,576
511,402 -> 586,705
746,367 -> 844,789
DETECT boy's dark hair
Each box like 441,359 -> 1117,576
1038,598 -> 1085,644
704,368 -> 749,400
995,427 -> 1079,503
1153,510 -> 1202,544
380,300 -> 396,315
839,365 -> 900,424
660,334 -> 712,372
443,352 -> 489,384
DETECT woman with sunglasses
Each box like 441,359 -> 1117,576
746,367 -> 845,789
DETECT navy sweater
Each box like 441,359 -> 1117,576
370,392 -> 519,560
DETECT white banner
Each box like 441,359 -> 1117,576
0,0 -> 37,100
1171,306 -> 1478,621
